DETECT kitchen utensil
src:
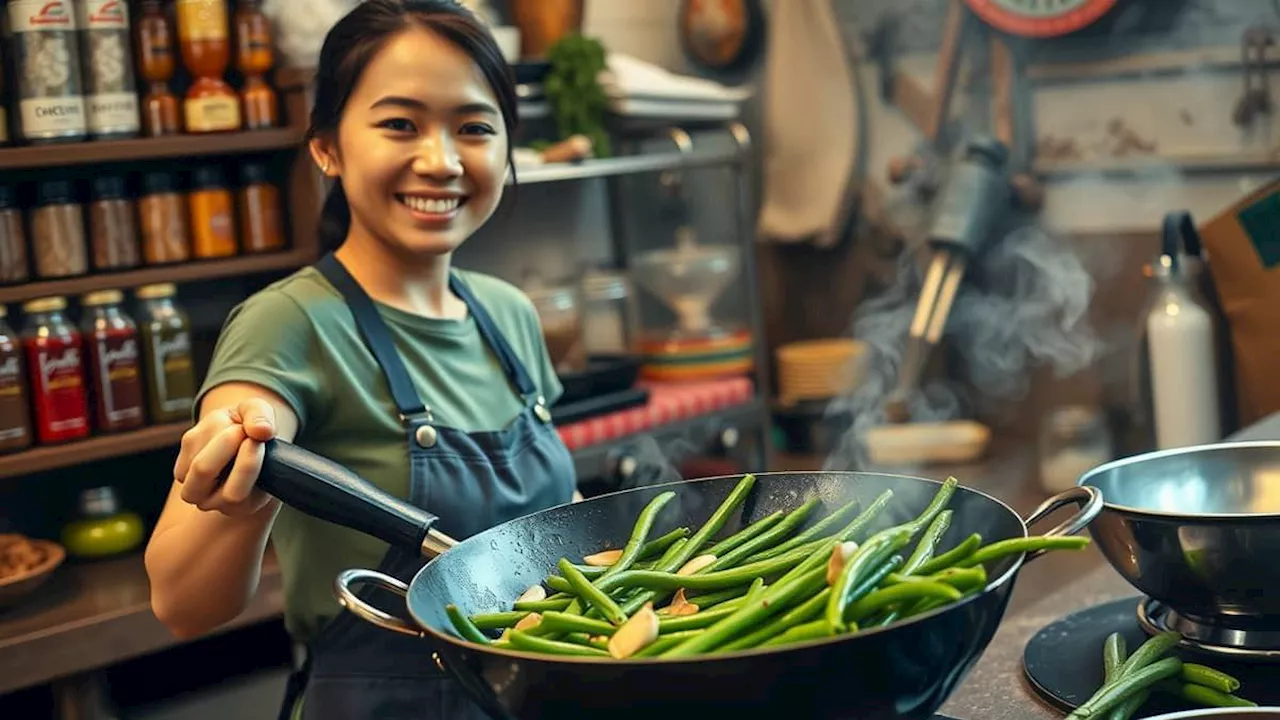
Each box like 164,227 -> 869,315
775,338 -> 867,406
1078,440 -> 1280,659
251,439 -> 1100,720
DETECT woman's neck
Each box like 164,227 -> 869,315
334,233 -> 467,320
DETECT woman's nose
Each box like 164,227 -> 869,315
412,130 -> 463,179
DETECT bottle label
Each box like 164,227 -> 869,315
82,0 -> 128,28
0,353 -> 28,444
35,345 -> 89,435
176,0 -> 228,41
87,92 -> 140,134
153,330 -> 195,413
19,97 -> 87,138
184,95 -> 240,132
94,335 -> 145,426
6,0 -> 77,33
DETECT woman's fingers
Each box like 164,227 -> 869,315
182,424 -> 247,510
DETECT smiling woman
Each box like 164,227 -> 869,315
141,3 -> 577,720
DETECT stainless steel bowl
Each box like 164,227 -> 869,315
1078,441 -> 1280,623
1144,710 -> 1280,719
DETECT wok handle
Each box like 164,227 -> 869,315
335,568 -> 424,638
1021,485 -> 1103,563
259,439 -> 457,558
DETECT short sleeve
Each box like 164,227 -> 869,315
195,288 -> 328,430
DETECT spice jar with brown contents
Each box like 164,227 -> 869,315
238,161 -> 284,253
0,184 -> 29,284
188,164 -> 237,258
233,0 -> 276,129
139,171 -> 191,265
135,0 -> 180,136
31,180 -> 88,279
81,289 -> 145,432
88,174 -> 140,271
175,0 -> 240,132
136,283 -> 196,423
0,306 -> 33,454
74,0 -> 141,139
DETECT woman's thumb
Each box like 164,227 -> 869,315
236,398 -> 277,441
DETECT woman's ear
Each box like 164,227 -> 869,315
308,136 -> 340,177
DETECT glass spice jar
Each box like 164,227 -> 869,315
238,160 -> 284,253
175,0 -> 240,133
188,164 -> 237,258
88,174 -> 140,271
0,306 -> 33,454
21,296 -> 90,444
81,289 -> 145,432
4,0 -> 89,144
138,171 -> 191,265
233,0 -> 276,129
135,0 -> 180,136
31,179 -> 88,279
74,0 -> 141,139
0,184 -> 29,284
136,283 -> 196,423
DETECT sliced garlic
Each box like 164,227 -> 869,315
607,603 -> 660,659
676,554 -> 717,576
583,548 -> 624,567
517,584 -> 548,604
827,541 -> 860,585
514,612 -> 543,632
664,588 -> 700,616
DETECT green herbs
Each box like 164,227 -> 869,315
544,33 -> 611,157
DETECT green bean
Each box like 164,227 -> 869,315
446,604 -> 491,644
1180,663 -> 1241,694
909,478 -> 959,536
507,629 -> 610,657
1106,690 -> 1148,720
742,497 -> 861,564
654,537 -> 689,569
633,630 -> 702,658
685,585 -> 755,609
598,491 -> 677,581
927,566 -> 988,593
1103,633 -> 1127,685
638,527 -> 691,561
707,498 -> 821,572
655,600 -> 747,633
668,473 -> 758,569
556,632 -> 611,651
514,598 -> 573,612
544,575 -> 574,595
719,587 -> 831,652
903,510 -> 952,574
1118,631 -> 1182,677
704,511 -> 785,558
470,610 -> 529,630
846,581 -> 962,624
558,558 -> 628,625
826,525 -> 916,631
761,618 -> 837,648
598,541 -> 816,595
540,611 -> 615,637
663,564 -> 829,657
955,536 -> 1090,569
913,533 -> 983,575
1066,657 -> 1182,719
1170,683 -> 1256,708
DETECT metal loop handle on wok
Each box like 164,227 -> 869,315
1021,485 -> 1104,562
334,568 -> 423,638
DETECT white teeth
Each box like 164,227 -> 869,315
401,195 -> 461,214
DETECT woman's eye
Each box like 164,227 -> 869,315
378,118 -> 416,133
461,122 -> 497,136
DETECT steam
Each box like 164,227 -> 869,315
822,222 -> 1105,472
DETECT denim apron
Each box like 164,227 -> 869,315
279,253 -> 577,720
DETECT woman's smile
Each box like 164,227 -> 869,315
396,192 -> 469,226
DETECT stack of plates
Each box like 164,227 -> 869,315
775,339 -> 867,406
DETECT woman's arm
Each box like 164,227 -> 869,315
144,381 -> 300,639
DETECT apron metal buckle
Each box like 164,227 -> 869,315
534,396 -> 552,424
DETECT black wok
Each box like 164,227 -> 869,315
256,439 -> 1102,720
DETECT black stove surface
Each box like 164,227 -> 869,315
1023,596 -> 1280,715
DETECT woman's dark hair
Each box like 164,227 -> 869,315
306,0 -> 519,250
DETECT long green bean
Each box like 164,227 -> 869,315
558,559 -> 627,625
597,491 -> 676,581
704,511 -> 785,558
741,497 -> 862,564
706,498 -> 820,572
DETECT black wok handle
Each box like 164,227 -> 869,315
258,438 -> 455,558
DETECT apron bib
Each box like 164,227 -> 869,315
279,253 -> 576,720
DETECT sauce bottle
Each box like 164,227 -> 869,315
0,306 -> 33,454
188,164 -> 237,258
81,289 -> 145,433
175,0 -> 240,133
21,296 -> 90,444
74,0 -> 141,139
134,0 -> 180,136
136,283 -> 196,423
233,0 -> 276,129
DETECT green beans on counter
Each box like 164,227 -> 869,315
440,472 -> 1093,660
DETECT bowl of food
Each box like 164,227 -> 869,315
0,533 -> 66,610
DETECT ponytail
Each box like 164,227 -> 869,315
319,181 -> 351,251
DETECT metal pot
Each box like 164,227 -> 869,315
1144,710 -> 1280,719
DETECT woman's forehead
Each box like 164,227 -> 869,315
349,26 -> 498,110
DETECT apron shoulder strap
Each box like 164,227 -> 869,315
448,272 -> 540,401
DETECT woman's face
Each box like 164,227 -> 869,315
312,26 -> 508,258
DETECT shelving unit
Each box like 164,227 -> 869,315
0,423 -> 188,479
0,128 -> 304,171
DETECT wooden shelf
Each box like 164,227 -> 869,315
515,146 -> 744,185
0,128 -> 303,171
0,249 -> 311,305
0,422 -> 188,479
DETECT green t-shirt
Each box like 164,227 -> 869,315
196,266 -> 564,643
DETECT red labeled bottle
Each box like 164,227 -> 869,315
21,296 -> 90,444
81,289 -> 145,432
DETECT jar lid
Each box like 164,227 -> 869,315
0,184 -> 15,210
240,161 -> 270,186
192,165 -> 226,190
79,486 -> 119,518
22,296 -> 67,313
82,289 -> 124,306
135,282 -> 177,299
36,180 -> 75,206
91,175 -> 128,201
141,171 -> 177,195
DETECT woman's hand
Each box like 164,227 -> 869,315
173,397 -> 280,518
